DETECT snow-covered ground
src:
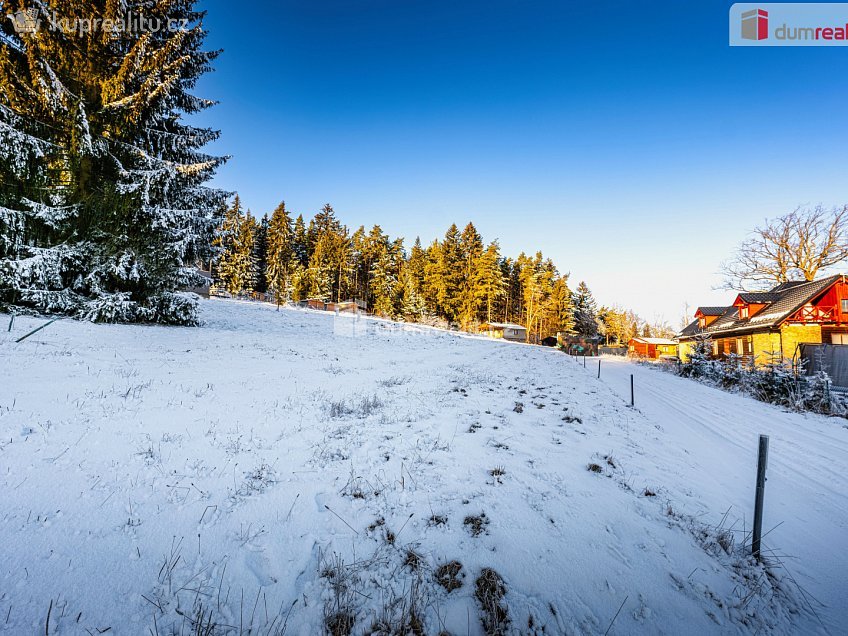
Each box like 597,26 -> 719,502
0,299 -> 844,635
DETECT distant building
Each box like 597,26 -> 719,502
481,322 -> 527,342
628,337 -> 678,360
327,299 -> 367,314
298,298 -> 368,313
299,298 -> 329,311
185,265 -> 212,297
557,334 -> 600,356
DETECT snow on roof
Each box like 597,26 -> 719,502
484,322 -> 527,330
632,337 -> 677,345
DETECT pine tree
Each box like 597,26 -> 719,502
400,261 -> 426,321
572,281 -> 599,336
292,215 -> 309,267
214,198 -> 256,295
307,205 -> 349,301
212,195 -> 242,293
434,224 -> 463,323
266,202 -> 293,304
253,213 -> 269,294
458,222 -> 484,329
475,241 -> 506,324
0,0 -> 226,324
371,238 -> 404,317
517,252 -> 547,342
407,237 -> 426,295
546,275 -> 574,336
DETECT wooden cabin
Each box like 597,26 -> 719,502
678,275 -> 848,366
328,299 -> 367,314
628,337 -> 678,360
299,298 -> 329,311
481,322 -> 527,342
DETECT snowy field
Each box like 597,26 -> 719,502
1,299 -> 845,635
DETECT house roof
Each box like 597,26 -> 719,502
484,322 -> 526,330
679,274 -> 845,340
695,306 -> 727,316
679,319 -> 702,338
734,292 -> 781,305
631,337 -> 677,345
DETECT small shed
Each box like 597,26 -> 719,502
298,298 -> 328,311
328,299 -> 367,314
628,337 -> 678,360
481,322 -> 527,342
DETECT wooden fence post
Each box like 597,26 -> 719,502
752,434 -> 769,561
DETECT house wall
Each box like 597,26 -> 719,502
657,344 -> 678,357
679,341 -> 694,362
751,331 -> 783,365
503,329 -> 526,342
779,324 -> 822,363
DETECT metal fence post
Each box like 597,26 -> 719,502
752,434 -> 769,561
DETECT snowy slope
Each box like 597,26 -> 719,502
596,356 -> 848,635
0,299 -> 841,635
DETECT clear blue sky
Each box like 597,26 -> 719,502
193,0 -> 847,326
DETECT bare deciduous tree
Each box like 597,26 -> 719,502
720,205 -> 848,291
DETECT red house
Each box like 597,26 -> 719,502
678,274 -> 848,365
628,337 -> 678,360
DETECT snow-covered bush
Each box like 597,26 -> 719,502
743,351 -> 800,407
679,332 -> 722,382
671,335 -> 845,416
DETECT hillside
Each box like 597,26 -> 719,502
0,299 -> 843,635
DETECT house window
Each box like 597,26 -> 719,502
736,338 -> 743,355
841,299 -> 848,314
739,306 -> 749,319
832,333 -> 848,345
698,317 -> 706,329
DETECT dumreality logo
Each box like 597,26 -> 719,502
731,3 -> 848,46
741,8 -> 769,40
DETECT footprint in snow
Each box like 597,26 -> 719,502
245,549 -> 278,586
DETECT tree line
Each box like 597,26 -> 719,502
212,196 -> 669,343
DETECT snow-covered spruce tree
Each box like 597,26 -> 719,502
572,281 -> 599,337
265,201 -> 293,304
0,0 -> 226,324
253,213 -> 269,294
799,369 -> 835,415
213,197 -> 257,296
679,331 -> 718,380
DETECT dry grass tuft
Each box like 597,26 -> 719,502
475,568 -> 509,635
435,561 -> 464,592
463,513 -> 489,537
